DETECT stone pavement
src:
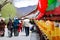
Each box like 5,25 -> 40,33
0,28 -> 40,40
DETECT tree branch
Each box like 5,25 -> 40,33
0,0 -> 12,11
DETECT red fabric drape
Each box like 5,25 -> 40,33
36,0 -> 48,20
45,6 -> 60,15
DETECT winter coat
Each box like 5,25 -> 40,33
13,19 -> 19,29
18,22 -> 22,32
7,21 -> 13,30
0,20 -> 6,31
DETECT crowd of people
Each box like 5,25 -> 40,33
0,17 -> 36,37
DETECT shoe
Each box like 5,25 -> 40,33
26,35 -> 29,36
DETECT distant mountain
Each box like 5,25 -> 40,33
16,5 -> 37,17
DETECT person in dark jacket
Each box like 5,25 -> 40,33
13,18 -> 19,36
0,19 -> 6,37
7,19 -> 13,37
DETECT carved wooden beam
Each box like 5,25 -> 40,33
41,15 -> 60,21
21,7 -> 38,18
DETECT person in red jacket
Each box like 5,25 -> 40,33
18,20 -> 23,32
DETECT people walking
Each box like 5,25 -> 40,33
18,20 -> 23,32
23,18 -> 30,36
7,19 -> 13,37
13,18 -> 19,36
0,19 -> 6,37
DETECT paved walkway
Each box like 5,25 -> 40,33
0,28 -> 40,40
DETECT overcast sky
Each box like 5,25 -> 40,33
13,0 -> 38,8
